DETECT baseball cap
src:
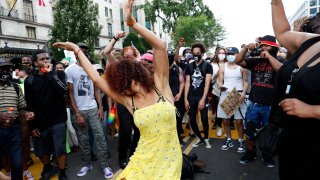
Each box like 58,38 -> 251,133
93,64 -> 103,70
0,59 -> 12,67
167,49 -> 175,57
77,42 -> 89,50
226,47 -> 239,54
260,35 -> 279,47
140,53 -> 154,62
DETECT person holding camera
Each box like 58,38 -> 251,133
235,35 -> 285,167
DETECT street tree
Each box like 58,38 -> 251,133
173,15 -> 225,48
141,0 -> 213,33
49,0 -> 102,61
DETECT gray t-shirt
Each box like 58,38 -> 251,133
65,63 -> 97,110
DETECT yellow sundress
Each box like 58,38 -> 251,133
116,89 -> 182,180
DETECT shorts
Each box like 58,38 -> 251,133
32,122 -> 67,157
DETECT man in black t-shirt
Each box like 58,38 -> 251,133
235,35 -> 284,168
184,43 -> 213,149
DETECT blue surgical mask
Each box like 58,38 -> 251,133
184,53 -> 193,60
226,55 -> 236,63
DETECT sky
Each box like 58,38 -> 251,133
203,0 -> 305,48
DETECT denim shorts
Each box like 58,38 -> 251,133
245,100 -> 271,128
32,122 -> 67,157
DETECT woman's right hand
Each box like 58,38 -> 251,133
53,42 -> 79,52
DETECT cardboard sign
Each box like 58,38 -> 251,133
220,88 -> 242,118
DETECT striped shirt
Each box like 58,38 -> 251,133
0,82 -> 27,117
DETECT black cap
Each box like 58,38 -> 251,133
167,49 -> 175,57
0,59 -> 12,67
77,42 -> 89,50
226,47 -> 239,54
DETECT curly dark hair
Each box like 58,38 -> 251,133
105,60 -> 154,95
191,43 -> 206,54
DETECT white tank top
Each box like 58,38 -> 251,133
223,63 -> 243,91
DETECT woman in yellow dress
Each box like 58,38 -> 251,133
53,0 -> 182,179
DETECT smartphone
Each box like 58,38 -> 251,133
220,87 -> 228,91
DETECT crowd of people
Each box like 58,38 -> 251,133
1,0 -> 320,179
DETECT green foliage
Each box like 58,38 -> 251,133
141,0 -> 214,33
173,15 -> 225,48
49,0 -> 102,61
122,33 -> 146,54
140,37 -> 152,51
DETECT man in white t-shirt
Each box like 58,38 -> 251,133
65,43 -> 113,179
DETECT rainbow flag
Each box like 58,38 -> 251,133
107,106 -> 116,125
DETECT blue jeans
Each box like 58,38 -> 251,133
245,100 -> 271,139
0,124 -> 23,180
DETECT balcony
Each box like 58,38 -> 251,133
107,33 -> 114,39
0,7 -> 19,18
24,13 -> 37,22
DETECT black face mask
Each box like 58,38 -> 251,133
193,54 -> 202,61
0,72 -> 12,83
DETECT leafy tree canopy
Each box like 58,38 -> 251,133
49,0 -> 102,62
173,15 -> 225,48
141,0 -> 214,33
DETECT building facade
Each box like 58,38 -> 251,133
288,0 -> 320,30
0,0 -> 167,61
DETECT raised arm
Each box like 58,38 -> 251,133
125,0 -> 169,90
104,31 -> 126,64
53,42 -> 127,106
271,0 -> 317,54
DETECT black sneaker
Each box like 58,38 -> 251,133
59,173 -> 68,180
221,139 -> 234,150
239,150 -> 257,164
237,140 -> 246,153
262,153 -> 275,168
40,165 -> 58,180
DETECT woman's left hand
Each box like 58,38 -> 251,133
125,0 -> 135,23
279,98 -> 313,118
53,42 -> 78,51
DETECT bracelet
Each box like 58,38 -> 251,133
113,36 -> 119,41
75,48 -> 81,57
126,18 -> 136,27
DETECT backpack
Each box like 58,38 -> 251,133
181,153 -> 210,179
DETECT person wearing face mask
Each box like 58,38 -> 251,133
217,47 -> 248,153
184,43 -> 213,148
235,35 -> 285,167
210,47 -> 227,136
0,59 -> 35,180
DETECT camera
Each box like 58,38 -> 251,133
250,48 -> 262,57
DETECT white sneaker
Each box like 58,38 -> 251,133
103,167 -> 114,179
217,127 -> 222,137
24,170 -> 35,180
114,132 -> 119,137
192,139 -> 204,147
204,139 -> 212,149
182,114 -> 188,124
77,165 -> 93,177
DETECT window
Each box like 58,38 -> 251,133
96,38 -> 100,47
109,9 -> 113,18
120,8 -> 125,31
23,0 -> 35,22
105,7 -> 108,17
26,26 -> 36,39
108,23 -> 113,38
109,0 -> 112,3
310,8 -> 317,15
310,0 -> 317,7
0,21 -> 2,35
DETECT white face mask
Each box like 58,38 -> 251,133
218,54 -> 226,61
227,55 -> 236,63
